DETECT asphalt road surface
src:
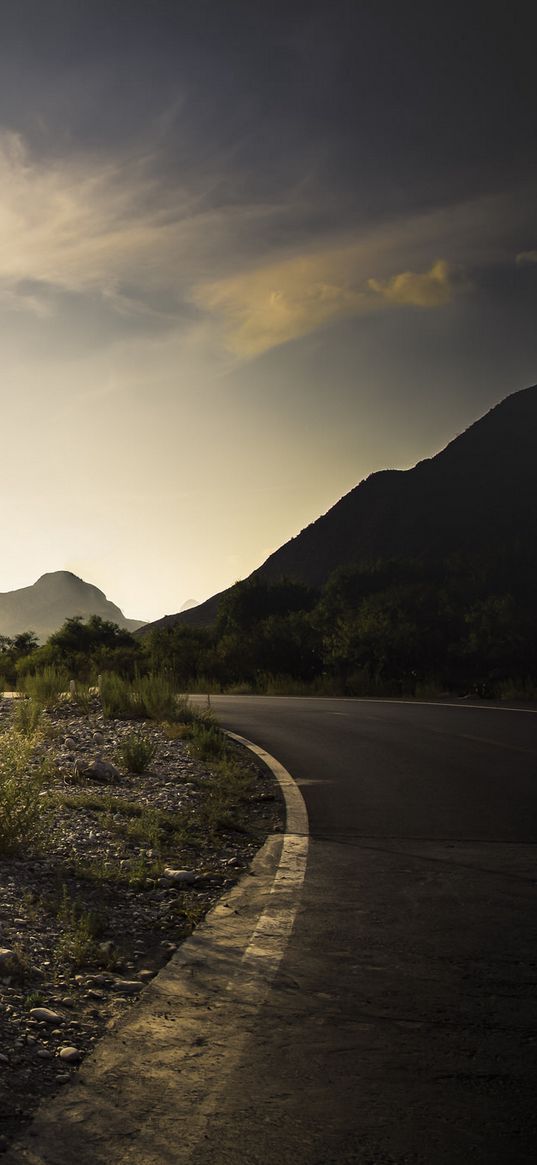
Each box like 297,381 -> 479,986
190,695 -> 537,1165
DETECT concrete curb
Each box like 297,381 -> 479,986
4,734 -> 309,1165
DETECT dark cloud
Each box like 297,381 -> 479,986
1,0 -> 534,222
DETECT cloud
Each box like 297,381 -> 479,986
516,250 -> 537,264
368,259 -> 465,308
192,249 -> 469,357
192,251 -> 369,357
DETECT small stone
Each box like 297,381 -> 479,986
59,1047 -> 83,1064
56,1073 -> 70,1084
29,1008 -> 64,1024
162,868 -> 196,885
36,1049 -> 53,1060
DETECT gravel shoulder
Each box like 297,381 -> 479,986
0,696 -> 284,1152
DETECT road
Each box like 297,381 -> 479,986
190,695 -> 537,1164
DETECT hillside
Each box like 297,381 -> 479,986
0,572 -> 145,641
142,382 -> 537,632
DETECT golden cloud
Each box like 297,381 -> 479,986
192,249 -> 469,357
192,252 -> 369,357
368,259 -> 462,308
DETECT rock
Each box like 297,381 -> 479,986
29,1008 -> 64,1025
36,1049 -> 53,1060
162,868 -> 196,885
0,948 -> 21,978
58,1047 -> 83,1064
92,732 -> 105,746
112,980 -> 142,995
75,759 -> 121,784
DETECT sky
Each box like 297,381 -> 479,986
0,0 -> 535,622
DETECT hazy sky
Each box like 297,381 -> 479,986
1,0 -> 535,621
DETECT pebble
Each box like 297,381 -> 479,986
0,698 -> 281,1149
58,1047 -> 83,1064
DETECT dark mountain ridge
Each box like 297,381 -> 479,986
0,571 -> 145,641
142,382 -> 537,632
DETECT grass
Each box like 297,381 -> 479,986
11,697 -> 44,737
20,666 -> 70,708
99,673 -> 179,721
0,728 -> 50,855
55,886 -> 106,968
116,730 -> 157,774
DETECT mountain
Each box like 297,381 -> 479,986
142,382 -> 537,632
0,572 -> 145,641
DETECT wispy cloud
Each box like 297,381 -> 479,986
0,130 -> 529,360
192,250 -> 369,357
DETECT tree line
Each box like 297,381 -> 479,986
2,553 -> 536,699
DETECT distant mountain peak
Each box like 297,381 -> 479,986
0,572 -> 145,640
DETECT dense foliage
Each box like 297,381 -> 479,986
3,556 -> 536,699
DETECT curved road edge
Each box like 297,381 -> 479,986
4,736 -> 310,1165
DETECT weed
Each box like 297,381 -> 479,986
0,728 -> 49,855
188,721 -> 229,762
55,887 -> 106,967
24,991 -> 45,1010
11,698 -> 44,737
99,673 -> 140,719
117,731 -> 157,774
69,682 -> 94,714
136,674 -> 178,721
20,667 -> 70,708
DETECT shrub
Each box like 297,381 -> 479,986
188,721 -> 229,762
100,672 -> 178,721
136,674 -> 178,721
20,666 -> 70,708
0,728 -> 48,855
117,731 -> 157,774
12,698 -> 44,737
99,673 -> 140,719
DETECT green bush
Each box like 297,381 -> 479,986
100,672 -> 178,721
188,721 -> 229,762
0,728 -> 48,855
136,674 -> 178,721
20,666 -> 70,708
117,731 -> 157,774
99,673 -> 140,719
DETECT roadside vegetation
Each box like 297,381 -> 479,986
2,550 -> 536,704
